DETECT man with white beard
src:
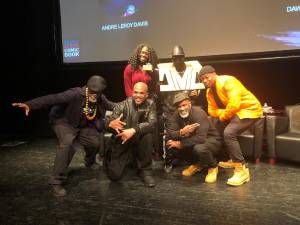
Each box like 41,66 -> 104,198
165,92 -> 222,183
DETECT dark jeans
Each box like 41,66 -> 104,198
48,120 -> 101,185
104,133 -> 153,181
165,137 -> 221,168
215,115 -> 258,163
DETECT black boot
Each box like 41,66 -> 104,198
139,170 -> 155,187
141,175 -> 156,187
163,163 -> 173,173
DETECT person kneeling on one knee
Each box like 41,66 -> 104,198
104,82 -> 157,187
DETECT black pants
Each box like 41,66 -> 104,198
48,120 -> 101,185
104,133 -> 153,181
165,137 -> 221,168
214,115 -> 258,163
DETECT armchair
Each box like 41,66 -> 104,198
266,104 -> 300,164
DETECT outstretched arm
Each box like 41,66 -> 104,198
12,103 -> 30,116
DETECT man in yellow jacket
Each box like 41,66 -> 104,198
198,65 -> 263,186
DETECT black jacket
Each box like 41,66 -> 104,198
166,106 -> 221,149
105,97 -> 157,135
25,87 -> 116,131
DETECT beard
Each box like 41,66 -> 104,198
89,96 -> 97,103
179,109 -> 190,118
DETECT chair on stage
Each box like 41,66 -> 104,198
266,104 -> 300,164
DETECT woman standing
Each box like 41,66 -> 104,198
124,43 -> 159,97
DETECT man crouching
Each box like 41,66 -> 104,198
165,92 -> 222,183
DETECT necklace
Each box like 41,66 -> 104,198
83,87 -> 97,120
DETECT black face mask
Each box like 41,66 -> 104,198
172,56 -> 186,71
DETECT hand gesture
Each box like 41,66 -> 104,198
189,90 -> 199,97
166,140 -> 181,149
117,128 -> 136,144
12,103 -> 30,116
108,114 -> 126,133
180,123 -> 200,137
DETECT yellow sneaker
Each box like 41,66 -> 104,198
182,164 -> 202,176
205,167 -> 218,183
218,159 -> 237,168
227,164 -> 250,186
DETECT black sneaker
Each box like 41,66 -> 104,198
52,185 -> 67,197
164,164 -> 173,173
142,175 -> 156,188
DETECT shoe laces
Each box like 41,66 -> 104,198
234,165 -> 246,173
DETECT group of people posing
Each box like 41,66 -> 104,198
12,44 -> 263,197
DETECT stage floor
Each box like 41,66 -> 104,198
0,137 -> 299,225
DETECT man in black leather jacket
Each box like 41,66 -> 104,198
104,82 -> 157,187
12,75 -> 115,196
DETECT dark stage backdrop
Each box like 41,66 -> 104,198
1,0 -> 300,136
